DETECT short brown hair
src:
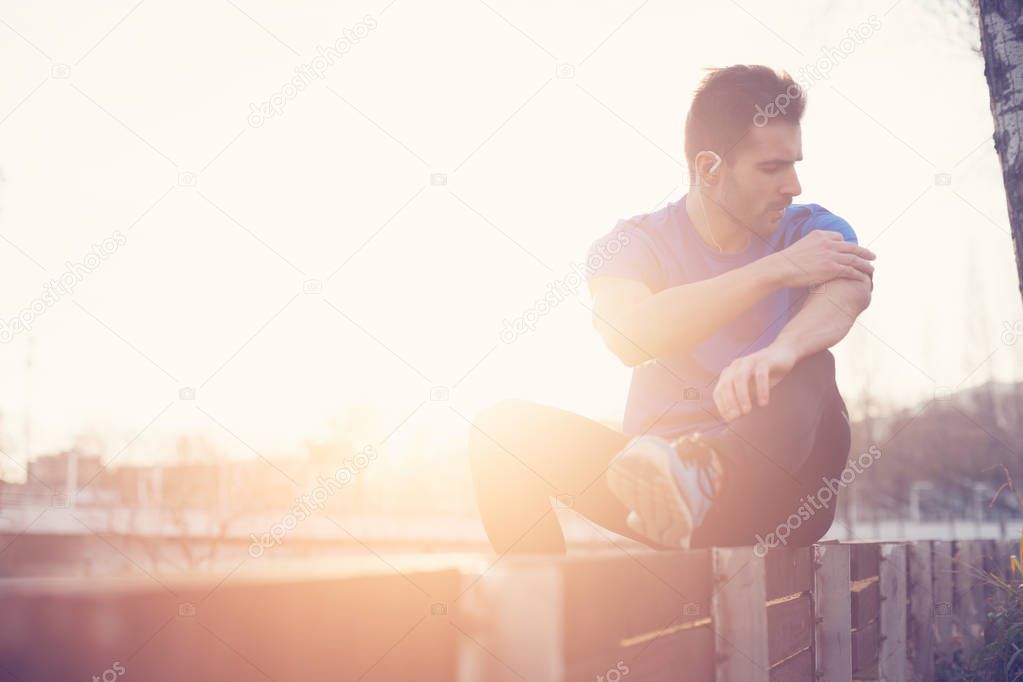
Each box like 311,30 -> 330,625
684,65 -> 805,181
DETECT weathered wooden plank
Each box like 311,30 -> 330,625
878,543 -> 907,682
931,541 -> 954,648
764,546 -> 813,601
969,541 -> 990,630
850,543 -> 881,581
463,549 -> 721,682
971,541 -> 989,628
621,623 -> 715,682
813,543 -> 852,682
906,541 -> 935,682
851,579 -> 880,629
0,568 -> 463,682
953,540 -> 982,654
766,594 -> 812,665
768,646 -> 812,682
980,539 -> 1005,610
981,538 -> 998,574
851,618 -> 880,674
712,547 -> 769,682
457,560 -> 562,682
560,549 -> 712,663
566,623 -> 714,682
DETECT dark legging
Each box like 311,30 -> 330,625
467,349 -> 851,554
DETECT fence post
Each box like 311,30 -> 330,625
456,560 -> 562,682
712,547 -> 768,682
931,541 -> 954,651
953,540 -> 982,653
906,541 -> 934,682
981,539 -> 1004,611
812,543 -> 851,681
849,543 -> 881,676
878,543 -> 907,682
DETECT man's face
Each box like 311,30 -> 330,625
712,121 -> 803,236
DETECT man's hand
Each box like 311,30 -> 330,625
771,230 -> 876,289
713,343 -> 799,422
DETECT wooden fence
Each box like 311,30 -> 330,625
459,538 -> 1019,681
0,538 -> 1015,681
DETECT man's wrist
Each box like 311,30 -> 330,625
756,252 -> 793,291
770,335 -> 806,365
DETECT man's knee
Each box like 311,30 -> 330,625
471,399 -> 531,437
767,349 -> 836,409
468,399 -> 536,465
796,497 -> 839,544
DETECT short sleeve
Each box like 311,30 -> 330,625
584,218 -> 666,295
804,206 -> 858,245
791,205 -> 868,296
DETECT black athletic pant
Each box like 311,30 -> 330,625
467,349 -> 851,554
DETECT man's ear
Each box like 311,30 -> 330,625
695,154 -> 712,187
695,151 -> 722,186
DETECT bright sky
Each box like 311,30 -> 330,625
0,0 -> 1020,473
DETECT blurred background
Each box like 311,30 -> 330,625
0,0 -> 1020,577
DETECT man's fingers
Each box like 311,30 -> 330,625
715,373 -> 738,421
734,365 -> 753,415
842,266 -> 872,285
713,384 -> 729,420
839,242 -> 877,260
838,254 -> 874,275
849,256 -> 874,275
755,363 -> 770,407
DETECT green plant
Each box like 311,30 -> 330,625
934,546 -> 1023,681
937,465 -> 1023,681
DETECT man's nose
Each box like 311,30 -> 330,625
781,169 -> 802,198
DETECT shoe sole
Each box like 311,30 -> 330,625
607,438 -> 694,549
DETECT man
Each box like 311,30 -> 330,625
468,65 -> 875,554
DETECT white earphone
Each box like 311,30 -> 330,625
700,151 -> 722,186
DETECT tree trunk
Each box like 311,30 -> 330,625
979,0 -> 1023,303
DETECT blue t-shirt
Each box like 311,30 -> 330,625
585,193 -> 857,440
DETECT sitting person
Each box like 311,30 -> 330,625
468,65 -> 875,554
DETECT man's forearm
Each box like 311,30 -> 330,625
771,277 -> 871,363
623,253 -> 789,365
